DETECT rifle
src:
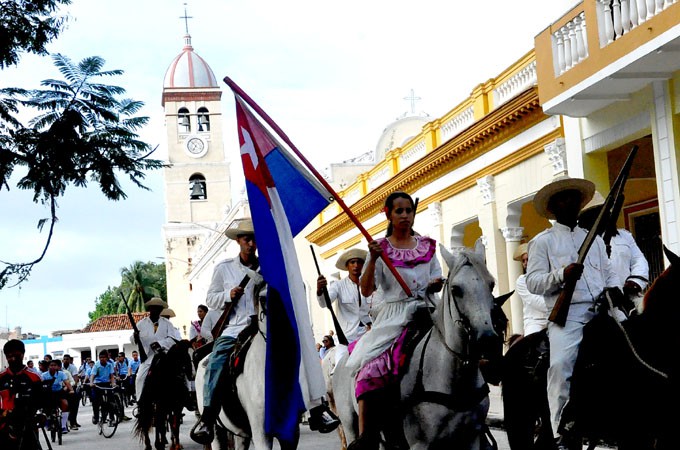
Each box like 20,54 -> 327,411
548,145 -> 638,326
120,291 -> 147,363
310,245 -> 349,346
211,273 -> 252,339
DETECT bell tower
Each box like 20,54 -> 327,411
161,19 -> 231,335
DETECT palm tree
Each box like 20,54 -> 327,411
119,261 -> 162,313
0,54 -> 164,288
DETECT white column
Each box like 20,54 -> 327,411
574,16 -> 587,62
646,0 -> 656,19
630,0 -> 640,28
501,227 -> 525,335
637,0 -> 648,23
651,81 -> 680,256
555,31 -> 566,75
603,0 -> 616,44
613,0 -> 623,39
656,0 -> 665,13
562,27 -> 573,70
476,176 -> 510,297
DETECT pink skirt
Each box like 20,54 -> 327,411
354,328 -> 409,398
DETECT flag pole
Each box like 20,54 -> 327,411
225,77 -> 413,298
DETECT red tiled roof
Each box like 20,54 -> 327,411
83,312 -> 149,333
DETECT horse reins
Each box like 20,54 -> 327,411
604,290 -> 668,379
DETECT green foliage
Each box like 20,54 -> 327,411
88,261 -> 166,321
89,286 -> 121,322
0,54 -> 165,288
0,0 -> 72,69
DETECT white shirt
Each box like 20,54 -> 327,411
206,257 -> 262,339
515,274 -> 548,335
609,229 -> 649,290
197,310 -> 221,343
131,316 -> 182,358
526,223 -> 618,323
317,276 -> 372,343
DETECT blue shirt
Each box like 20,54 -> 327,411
130,359 -> 140,375
41,370 -> 67,392
91,361 -> 114,383
115,359 -> 129,376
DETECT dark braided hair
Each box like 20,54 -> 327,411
384,191 -> 416,237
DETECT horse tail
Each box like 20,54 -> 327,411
133,390 -> 155,440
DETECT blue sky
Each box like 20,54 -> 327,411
0,0 -> 578,334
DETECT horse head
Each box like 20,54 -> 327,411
642,245 -> 680,319
438,244 -> 506,366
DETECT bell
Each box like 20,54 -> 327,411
179,115 -> 190,128
190,181 -> 205,199
198,114 -> 210,131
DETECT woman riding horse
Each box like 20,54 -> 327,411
345,191 -> 444,449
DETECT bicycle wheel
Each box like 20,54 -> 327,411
81,388 -> 87,406
101,399 -> 119,438
50,422 -> 56,443
56,409 -> 62,445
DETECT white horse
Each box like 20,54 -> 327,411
332,245 -> 508,450
195,304 -> 300,450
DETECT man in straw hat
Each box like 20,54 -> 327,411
131,297 -> 181,403
578,191 -> 649,314
192,218 -> 340,444
317,248 -> 372,341
192,218 -> 263,443
512,243 -> 548,336
526,176 -> 619,450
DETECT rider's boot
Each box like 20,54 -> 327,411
308,400 -> 340,433
348,395 -> 380,450
190,405 -> 216,445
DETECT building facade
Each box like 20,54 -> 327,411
160,31 -> 232,334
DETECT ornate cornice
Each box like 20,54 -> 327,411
309,87 -> 546,247
319,126 -> 563,259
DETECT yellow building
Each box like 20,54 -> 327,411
180,1 -> 680,340
304,1 -> 680,338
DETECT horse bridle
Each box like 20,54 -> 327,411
431,277 -> 475,365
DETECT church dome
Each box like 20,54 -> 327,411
163,34 -> 218,89
374,114 -> 430,162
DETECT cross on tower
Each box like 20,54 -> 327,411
180,3 -> 193,34
403,89 -> 422,115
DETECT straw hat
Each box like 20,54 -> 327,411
160,308 -> 176,318
512,243 -> 529,261
145,297 -> 168,308
335,248 -> 368,271
579,190 -> 606,216
225,218 -> 255,240
533,176 -> 595,219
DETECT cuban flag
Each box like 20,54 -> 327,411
234,96 -> 332,443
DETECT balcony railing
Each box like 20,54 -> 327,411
552,12 -> 589,76
597,0 -> 677,47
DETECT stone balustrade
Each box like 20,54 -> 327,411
399,139 -> 426,169
494,60 -> 537,107
552,11 -> 589,76
597,0 -> 676,47
440,106 -> 474,142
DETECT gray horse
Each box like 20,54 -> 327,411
332,245 -> 507,449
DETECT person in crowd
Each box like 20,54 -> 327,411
190,219 -> 339,444
128,351 -> 140,403
25,360 -> 39,375
62,354 -> 81,430
526,176 -> 619,450
578,191 -> 650,315
132,297 -> 182,404
315,342 -> 322,355
316,248 -> 372,364
89,350 -> 115,426
347,191 -> 443,449
42,359 -> 73,434
513,243 -> 548,336
190,304 -> 209,347
38,360 -> 49,375
0,340 -> 42,450
43,355 -> 52,363
319,335 -> 335,360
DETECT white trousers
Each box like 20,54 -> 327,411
135,358 -> 153,401
546,319 -> 585,436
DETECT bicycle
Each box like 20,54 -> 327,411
41,403 -> 62,445
93,385 -> 124,438
80,381 -> 90,406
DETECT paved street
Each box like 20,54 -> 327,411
52,392 -> 613,450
